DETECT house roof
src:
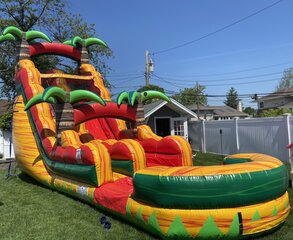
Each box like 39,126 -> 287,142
144,98 -> 197,118
213,107 -> 248,117
0,99 -> 10,116
258,87 -> 293,101
187,104 -> 248,117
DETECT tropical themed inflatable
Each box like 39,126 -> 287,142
0,26 -> 290,239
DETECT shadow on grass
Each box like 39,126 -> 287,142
17,171 -> 115,210
16,172 -> 158,239
18,172 -> 50,189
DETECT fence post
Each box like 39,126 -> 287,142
284,113 -> 293,188
233,117 -> 240,153
0,130 -> 4,159
284,114 -> 291,160
201,120 -> 206,153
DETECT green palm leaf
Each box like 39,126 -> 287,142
42,87 -> 67,103
116,91 -> 129,105
63,39 -> 73,46
72,36 -> 84,47
85,37 -> 108,48
70,90 -> 105,105
63,36 -> 83,47
128,91 -> 139,106
141,91 -> 170,103
3,26 -> 22,39
24,93 -> 56,111
0,33 -> 16,43
26,30 -> 52,42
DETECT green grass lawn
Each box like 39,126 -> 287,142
0,153 -> 292,240
0,169 -> 151,240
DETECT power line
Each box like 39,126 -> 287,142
106,74 -> 144,81
154,71 -> 283,83
107,75 -> 144,85
107,72 -> 144,77
152,0 -> 284,55
104,59 -> 292,82
198,78 -> 280,87
152,73 -> 280,87
111,85 -> 142,89
157,60 -> 293,78
152,74 -> 184,88
164,89 -> 293,99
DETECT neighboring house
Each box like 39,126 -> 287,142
0,99 -> 14,159
256,87 -> 293,111
144,98 -> 197,140
187,104 -> 248,120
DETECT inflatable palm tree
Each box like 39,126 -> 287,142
0,26 -> 51,60
117,90 -> 170,136
63,36 -> 108,64
25,87 -> 105,144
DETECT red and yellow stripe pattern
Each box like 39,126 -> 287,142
92,139 -> 146,172
138,125 -> 162,141
79,64 -> 111,100
15,59 -> 114,186
12,53 -> 290,239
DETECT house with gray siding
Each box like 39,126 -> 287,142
144,98 -> 197,140
187,104 -> 248,120
256,87 -> 293,112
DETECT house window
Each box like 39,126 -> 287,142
259,102 -> 264,108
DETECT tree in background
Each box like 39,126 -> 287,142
243,106 -> 256,116
275,68 -> 293,91
137,84 -> 165,104
224,87 -> 240,109
0,112 -> 12,131
259,108 -> 293,117
0,0 -> 112,130
0,0 -> 112,101
173,84 -> 207,106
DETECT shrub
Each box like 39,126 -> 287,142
0,112 -> 12,131
259,108 -> 293,117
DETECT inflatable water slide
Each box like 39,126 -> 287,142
0,26 -> 290,239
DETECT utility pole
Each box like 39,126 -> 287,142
145,50 -> 149,86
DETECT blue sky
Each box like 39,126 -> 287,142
71,0 -> 293,108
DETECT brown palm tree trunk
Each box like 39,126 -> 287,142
136,101 -> 145,125
17,33 -> 30,61
80,46 -> 89,64
131,101 -> 145,138
55,93 -> 74,145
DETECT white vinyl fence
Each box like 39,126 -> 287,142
0,130 -> 14,159
188,115 -> 293,163
2,116 -> 293,163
